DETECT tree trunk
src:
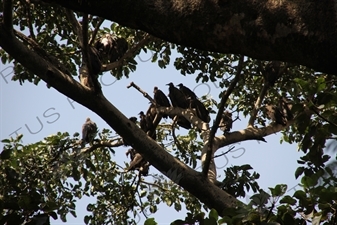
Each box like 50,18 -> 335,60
40,0 -> 337,75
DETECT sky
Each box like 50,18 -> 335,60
0,48 -> 306,224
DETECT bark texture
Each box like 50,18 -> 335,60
40,0 -> 337,75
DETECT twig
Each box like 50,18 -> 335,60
80,140 -> 123,154
248,81 -> 269,127
102,34 -> 154,71
127,81 -> 156,104
248,62 -> 288,126
3,0 -> 13,32
203,55 -> 244,176
88,17 -> 104,45
213,146 -> 235,159
171,116 -> 184,153
309,102 -> 337,128
141,180 -> 170,192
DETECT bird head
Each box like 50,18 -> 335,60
129,117 -> 137,123
166,82 -> 174,87
138,111 -> 145,116
177,83 -> 183,87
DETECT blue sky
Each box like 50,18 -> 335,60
0,49 -> 305,224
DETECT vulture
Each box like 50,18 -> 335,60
153,86 -> 171,118
219,111 -> 233,133
81,117 -> 98,147
125,148 -> 149,176
123,117 -> 138,146
94,34 -> 128,63
177,83 -> 197,99
265,98 -> 293,125
139,111 -> 156,140
166,82 -> 191,129
166,82 -> 189,108
189,97 -> 210,123
265,103 -> 287,125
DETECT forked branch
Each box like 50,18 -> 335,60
203,55 -> 244,176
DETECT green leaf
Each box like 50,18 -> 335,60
144,218 -> 157,225
295,167 -> 305,179
280,195 -> 297,205
269,184 -> 287,197
209,208 -> 218,221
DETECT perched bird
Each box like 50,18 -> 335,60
265,98 -> 293,126
139,111 -> 156,140
177,83 -> 197,99
166,82 -> 189,109
166,82 -> 191,129
153,86 -> 171,118
81,117 -> 98,147
123,117 -> 137,146
125,148 -> 149,176
219,111 -> 233,133
189,97 -> 210,123
94,34 -> 128,63
265,102 -> 287,125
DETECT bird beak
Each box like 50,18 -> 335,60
166,83 -> 169,86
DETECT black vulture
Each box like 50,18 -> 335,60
153,87 -> 171,118
125,148 -> 149,176
166,82 -> 189,108
81,117 -> 98,147
166,83 -> 191,129
189,98 -> 210,123
94,34 -> 128,63
139,111 -> 156,140
177,83 -> 197,99
219,111 -> 233,133
123,117 -> 138,146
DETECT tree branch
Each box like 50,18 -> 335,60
127,81 -> 156,104
0,29 -> 240,214
80,140 -> 123,154
64,8 -> 83,47
3,0 -> 13,32
39,0 -> 337,75
102,34 -> 154,71
88,17 -> 104,45
203,56 -> 244,176
248,81 -> 269,127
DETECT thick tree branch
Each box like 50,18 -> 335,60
203,56 -> 244,176
3,0 -> 13,32
89,17 -> 104,45
247,80 -> 269,127
40,0 -> 337,75
0,26 -> 238,215
64,9 -> 83,48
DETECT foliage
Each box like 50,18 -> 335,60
1,1 -> 337,225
